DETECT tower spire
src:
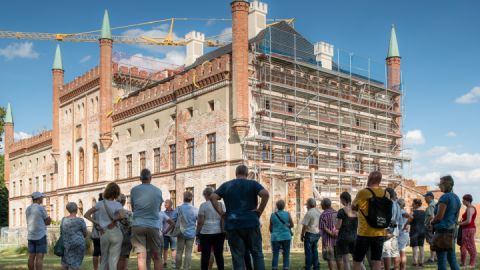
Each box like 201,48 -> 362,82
100,10 -> 112,40
4,102 -> 13,124
387,24 -> 400,58
52,44 -> 63,70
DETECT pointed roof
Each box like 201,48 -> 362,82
100,10 -> 112,40
4,103 -> 13,124
387,24 -> 400,58
52,44 -> 63,70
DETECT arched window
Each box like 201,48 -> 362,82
66,152 -> 72,186
79,148 -> 85,185
93,144 -> 99,182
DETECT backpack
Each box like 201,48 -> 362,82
359,188 -> 393,229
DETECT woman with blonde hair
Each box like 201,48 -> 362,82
85,182 -> 124,270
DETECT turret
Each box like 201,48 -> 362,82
99,10 -> 113,148
52,45 -> 64,158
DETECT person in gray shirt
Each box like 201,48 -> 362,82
26,192 -> 51,270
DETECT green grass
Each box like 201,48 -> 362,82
0,248 -> 452,270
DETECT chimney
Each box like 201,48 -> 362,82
231,0 -> 250,138
52,44 -> 64,158
185,31 -> 205,66
386,24 -> 402,151
99,10 -> 113,148
248,1 -> 268,39
314,41 -> 334,70
3,103 -> 14,185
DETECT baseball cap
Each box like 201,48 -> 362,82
31,192 -> 45,200
423,191 -> 434,198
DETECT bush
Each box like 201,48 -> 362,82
15,245 -> 28,255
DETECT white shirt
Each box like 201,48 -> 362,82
302,208 -> 321,234
198,201 -> 225,234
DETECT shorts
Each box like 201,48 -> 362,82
410,234 -> 425,247
121,241 -> 133,257
163,235 -> 177,250
92,238 -> 101,257
322,246 -> 338,261
353,236 -> 385,262
28,235 -> 47,254
131,227 -> 163,254
336,239 -> 355,256
382,236 -> 400,258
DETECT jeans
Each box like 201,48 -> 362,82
100,226 -> 123,270
176,235 -> 194,270
272,240 -> 291,269
304,232 -> 320,270
199,233 -> 225,270
227,227 -> 265,270
437,248 -> 460,270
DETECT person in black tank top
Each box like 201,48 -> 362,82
335,192 -> 359,270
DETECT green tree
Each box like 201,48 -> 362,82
0,106 -> 8,226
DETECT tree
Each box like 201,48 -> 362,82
0,106 -> 8,227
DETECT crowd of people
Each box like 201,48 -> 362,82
24,166 -> 477,270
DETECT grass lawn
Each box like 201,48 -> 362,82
0,248 -> 449,270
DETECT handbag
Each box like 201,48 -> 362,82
275,212 -> 293,236
432,205 -> 460,251
170,207 -> 186,237
53,218 -> 65,257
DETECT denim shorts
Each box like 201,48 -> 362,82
28,235 -> 47,254
163,235 -> 176,250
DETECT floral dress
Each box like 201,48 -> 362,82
61,217 -> 87,268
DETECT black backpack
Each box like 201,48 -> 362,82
359,188 -> 393,229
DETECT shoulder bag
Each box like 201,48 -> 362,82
275,212 -> 293,236
170,207 -> 186,237
431,200 -> 461,251
53,218 -> 65,257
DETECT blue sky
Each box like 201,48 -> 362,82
1,0 -> 479,198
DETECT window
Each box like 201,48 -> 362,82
126,155 -> 132,178
286,135 -> 297,141
154,148 -> 161,173
169,144 -> 176,170
206,183 -> 216,191
187,107 -> 193,118
265,100 -> 271,110
208,100 -> 215,111
171,114 -> 176,121
75,124 -> 82,140
262,131 -> 273,137
35,177 -> 39,191
261,143 -> 272,161
79,148 -> 85,185
93,144 -> 99,182
186,139 -> 195,166
139,151 -> 146,171
66,152 -> 72,186
155,119 -> 160,129
12,209 -> 15,226
354,160 -> 362,173
186,187 -> 194,206
308,150 -> 318,166
19,208 -> 23,226
169,190 -> 177,208
285,146 -> 295,163
207,133 -> 216,163
19,180 -> 23,195
140,124 -> 145,134
309,138 -> 319,144
114,158 -> 120,180
29,178 -> 32,193
12,181 -> 15,197
127,128 -> 132,137
42,175 -> 46,192
50,174 -> 54,191
287,104 -> 294,113
355,118 -> 360,127
373,122 -> 378,130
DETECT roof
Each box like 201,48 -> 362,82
4,103 -> 13,124
52,44 -> 63,70
100,10 -> 112,40
387,25 -> 400,58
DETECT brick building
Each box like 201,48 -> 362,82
5,1 -> 409,230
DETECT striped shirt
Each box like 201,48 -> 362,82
319,208 -> 338,248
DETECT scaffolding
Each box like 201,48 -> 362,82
243,24 -> 409,219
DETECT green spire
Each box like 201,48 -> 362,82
387,24 -> 400,58
4,103 -> 13,124
52,44 -> 63,70
100,10 -> 112,40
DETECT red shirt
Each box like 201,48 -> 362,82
461,206 -> 477,229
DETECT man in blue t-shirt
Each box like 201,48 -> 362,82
130,169 -> 164,270
211,165 -> 270,270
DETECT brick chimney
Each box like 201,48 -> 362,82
52,44 -> 63,158
248,1 -> 268,39
99,10 -> 113,148
3,103 -> 14,185
231,0 -> 250,138
386,24 -> 402,151
185,31 -> 205,66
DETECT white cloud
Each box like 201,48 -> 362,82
455,86 -> 480,104
434,152 -> 480,168
404,129 -> 425,145
425,146 -> 449,156
0,42 -> 39,60
14,131 -> 32,141
116,51 -> 185,72
80,55 -> 91,63
446,131 -> 457,137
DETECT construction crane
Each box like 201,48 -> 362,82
0,17 -> 294,47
